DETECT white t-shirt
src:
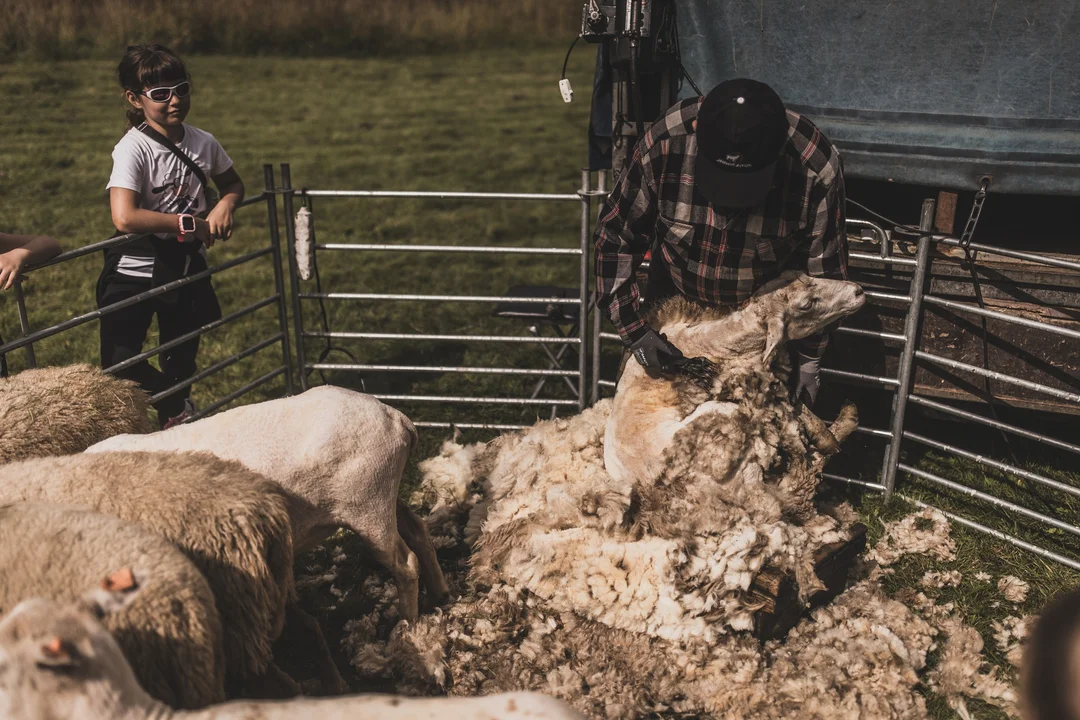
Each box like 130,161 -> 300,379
106,123 -> 233,278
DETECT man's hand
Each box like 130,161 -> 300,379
630,329 -> 686,372
0,248 -> 30,290
629,330 -> 718,389
793,353 -> 821,407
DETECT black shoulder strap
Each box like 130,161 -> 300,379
137,123 -> 209,189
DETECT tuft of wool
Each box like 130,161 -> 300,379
920,570 -> 962,590
975,572 -> 992,582
0,364 -> 154,463
998,576 -> 1030,604
992,616 -> 1031,669
867,508 -> 956,567
929,615 -> 1019,718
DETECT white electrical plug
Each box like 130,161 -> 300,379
559,78 -> 574,103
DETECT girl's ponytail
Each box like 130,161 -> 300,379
125,106 -> 146,130
117,43 -> 188,131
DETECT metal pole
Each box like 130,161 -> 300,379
880,198 -> 935,498
578,169 -> 591,411
279,164 -> 309,391
264,165 -> 295,395
591,170 -> 607,405
11,280 -> 36,368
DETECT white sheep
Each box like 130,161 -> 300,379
87,385 -> 449,622
0,503 -> 224,709
0,589 -> 587,720
604,271 -> 866,488
0,451 -> 346,696
0,364 -> 153,463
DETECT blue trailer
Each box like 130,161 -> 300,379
588,0 -> 1080,413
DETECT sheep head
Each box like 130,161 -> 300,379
757,272 -> 866,364
0,570 -> 149,720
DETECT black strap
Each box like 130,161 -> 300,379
137,123 -> 208,190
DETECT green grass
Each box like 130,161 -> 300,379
4,48 -> 1080,719
0,0 -> 582,61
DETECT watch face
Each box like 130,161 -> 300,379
181,216 -> 196,233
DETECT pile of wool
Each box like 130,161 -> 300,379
424,399 -> 852,640
344,569 -> 938,719
333,436 -> 1031,720
335,399 -> 963,718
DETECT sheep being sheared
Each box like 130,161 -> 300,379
604,270 -> 866,491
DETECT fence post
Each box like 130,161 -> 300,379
578,169 -> 592,411
263,165 -> 295,395
881,198 -> 936,498
590,170 -> 607,405
279,164 -> 309,391
11,281 -> 36,369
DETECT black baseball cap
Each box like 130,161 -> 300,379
694,79 -> 790,209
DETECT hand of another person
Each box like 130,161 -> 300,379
793,352 -> 821,407
0,248 -> 30,290
205,202 -> 235,244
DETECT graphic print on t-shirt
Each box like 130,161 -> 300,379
150,168 -> 200,215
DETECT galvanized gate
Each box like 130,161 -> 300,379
3,166 -> 1077,572
0,165 -> 296,420
281,164 -> 604,432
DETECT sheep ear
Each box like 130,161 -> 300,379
35,637 -> 79,669
81,568 -> 144,619
450,423 -> 462,443
762,311 -> 786,365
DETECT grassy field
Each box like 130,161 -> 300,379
0,0 -> 582,60
3,47 -> 1080,718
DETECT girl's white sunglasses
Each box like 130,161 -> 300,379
141,81 -> 191,103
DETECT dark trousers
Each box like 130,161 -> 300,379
98,278 -> 199,422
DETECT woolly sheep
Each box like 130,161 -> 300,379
0,364 -> 153,463
0,592 -> 587,720
0,503 -> 224,708
0,451 -> 346,695
604,271 -> 866,487
87,385 -> 449,622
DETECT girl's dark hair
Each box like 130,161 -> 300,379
117,44 -> 188,129
1024,586 -> 1080,720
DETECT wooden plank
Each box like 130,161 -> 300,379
935,191 -> 958,235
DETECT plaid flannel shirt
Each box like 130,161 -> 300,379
594,97 -> 848,357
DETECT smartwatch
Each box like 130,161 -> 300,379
178,214 -> 197,236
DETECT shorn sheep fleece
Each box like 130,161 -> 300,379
342,400 -> 929,718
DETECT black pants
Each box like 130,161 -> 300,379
98,277 -> 200,422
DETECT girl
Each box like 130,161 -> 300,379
100,44 -> 244,429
